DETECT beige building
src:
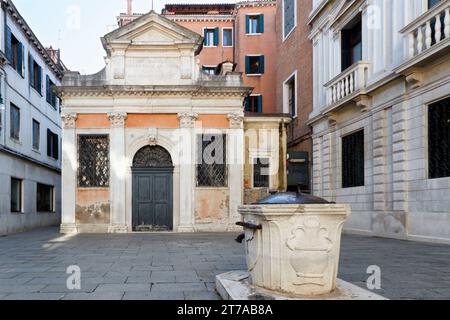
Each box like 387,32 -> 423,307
57,12 -> 289,234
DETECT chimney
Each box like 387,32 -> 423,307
127,0 -> 132,15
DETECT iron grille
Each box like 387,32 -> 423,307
78,135 -> 110,187
254,158 -> 270,188
197,134 -> 227,187
429,97 -> 450,179
342,130 -> 365,188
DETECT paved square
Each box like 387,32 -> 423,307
0,228 -> 449,300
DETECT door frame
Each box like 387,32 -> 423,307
131,166 -> 174,231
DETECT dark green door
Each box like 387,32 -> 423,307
132,168 -> 173,232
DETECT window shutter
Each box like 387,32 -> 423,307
259,56 -> 265,74
257,96 -> 263,113
244,97 -> 250,112
37,66 -> 42,95
246,16 -> 250,34
53,134 -> 59,160
203,28 -> 208,46
17,42 -> 24,76
46,75 -> 50,103
6,26 -> 12,63
245,56 -> 250,75
259,15 -> 264,33
47,129 -> 51,157
29,54 -> 34,87
214,27 -> 219,46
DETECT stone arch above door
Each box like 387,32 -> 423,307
132,145 -> 173,168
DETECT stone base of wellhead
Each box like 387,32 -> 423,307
216,271 -> 387,301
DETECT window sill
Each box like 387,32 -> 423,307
37,211 -> 56,214
10,138 -> 21,145
31,86 -> 43,97
223,45 -> 234,48
246,33 -> 262,36
32,148 -> 40,154
196,186 -> 229,190
204,45 -> 218,48
246,74 -> 263,77
11,211 -> 24,215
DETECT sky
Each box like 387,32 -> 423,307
14,0 -> 238,74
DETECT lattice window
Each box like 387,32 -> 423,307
197,134 -> 227,187
78,135 -> 110,188
429,97 -> 450,179
253,158 -> 270,188
342,130 -> 365,188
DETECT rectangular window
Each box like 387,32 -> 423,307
341,15 -> 362,71
254,158 -> 270,188
245,95 -> 263,113
246,15 -> 264,34
223,28 -> 233,47
202,66 -> 217,75
11,178 -> 22,213
204,27 -> 219,47
6,27 -> 24,76
46,76 -> 57,109
47,129 -> 59,160
245,55 -> 265,75
342,130 -> 365,188
32,119 -> 40,150
37,183 -> 54,212
10,103 -> 20,141
78,135 -> 110,187
283,0 -> 296,39
429,97 -> 450,179
285,74 -> 297,117
29,55 -> 42,95
197,134 -> 227,187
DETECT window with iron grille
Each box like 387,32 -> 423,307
197,134 -> 227,187
429,97 -> 450,179
254,158 -> 270,188
342,130 -> 365,188
78,135 -> 110,188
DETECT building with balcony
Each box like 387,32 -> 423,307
308,0 -> 450,243
0,0 -> 65,235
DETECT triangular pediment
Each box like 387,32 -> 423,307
102,11 -> 202,48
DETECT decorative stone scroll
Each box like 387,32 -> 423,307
108,112 -> 128,127
178,112 -> 198,128
61,112 -> 77,129
148,128 -> 158,146
228,112 -> 244,129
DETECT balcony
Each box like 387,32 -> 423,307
396,1 -> 450,79
324,61 -> 370,111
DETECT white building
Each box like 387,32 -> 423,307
308,0 -> 450,243
0,0 -> 64,235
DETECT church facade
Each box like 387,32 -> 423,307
57,12 -> 289,234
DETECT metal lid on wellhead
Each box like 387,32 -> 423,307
256,192 -> 331,205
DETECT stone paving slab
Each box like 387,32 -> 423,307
0,228 -> 450,300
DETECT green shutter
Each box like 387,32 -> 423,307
214,27 -> 219,46
244,97 -> 250,112
6,26 -> 12,63
245,56 -> 250,75
246,16 -> 250,34
37,65 -> 42,95
53,133 -> 59,160
29,54 -> 34,87
46,75 -> 50,103
259,56 -> 265,74
259,15 -> 264,33
257,96 -> 263,113
203,28 -> 208,46
17,42 -> 23,76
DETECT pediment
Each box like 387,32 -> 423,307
329,0 -> 361,29
102,11 -> 202,49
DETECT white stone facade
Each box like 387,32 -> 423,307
308,0 -> 450,243
0,0 -> 63,235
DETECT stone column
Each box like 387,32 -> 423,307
108,112 -> 128,233
177,112 -> 197,232
279,119 -> 289,191
227,112 -> 245,231
60,113 -> 78,234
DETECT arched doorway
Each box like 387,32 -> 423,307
132,145 -> 174,232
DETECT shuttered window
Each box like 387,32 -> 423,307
204,27 -> 219,47
342,130 -> 365,188
245,55 -> 265,75
32,119 -> 40,150
283,0 -> 296,38
6,27 -> 24,76
246,15 -> 264,34
429,97 -> 450,179
10,103 -> 20,141
244,95 -> 263,113
47,129 -> 59,160
46,75 -> 57,109
29,55 -> 42,95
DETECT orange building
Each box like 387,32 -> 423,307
119,0 -> 278,114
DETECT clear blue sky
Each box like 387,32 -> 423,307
14,0 -> 237,74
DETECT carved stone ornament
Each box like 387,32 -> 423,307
178,112 -> 198,128
61,112 -> 77,129
148,128 -> 158,146
108,112 -> 128,127
228,112 -> 244,129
